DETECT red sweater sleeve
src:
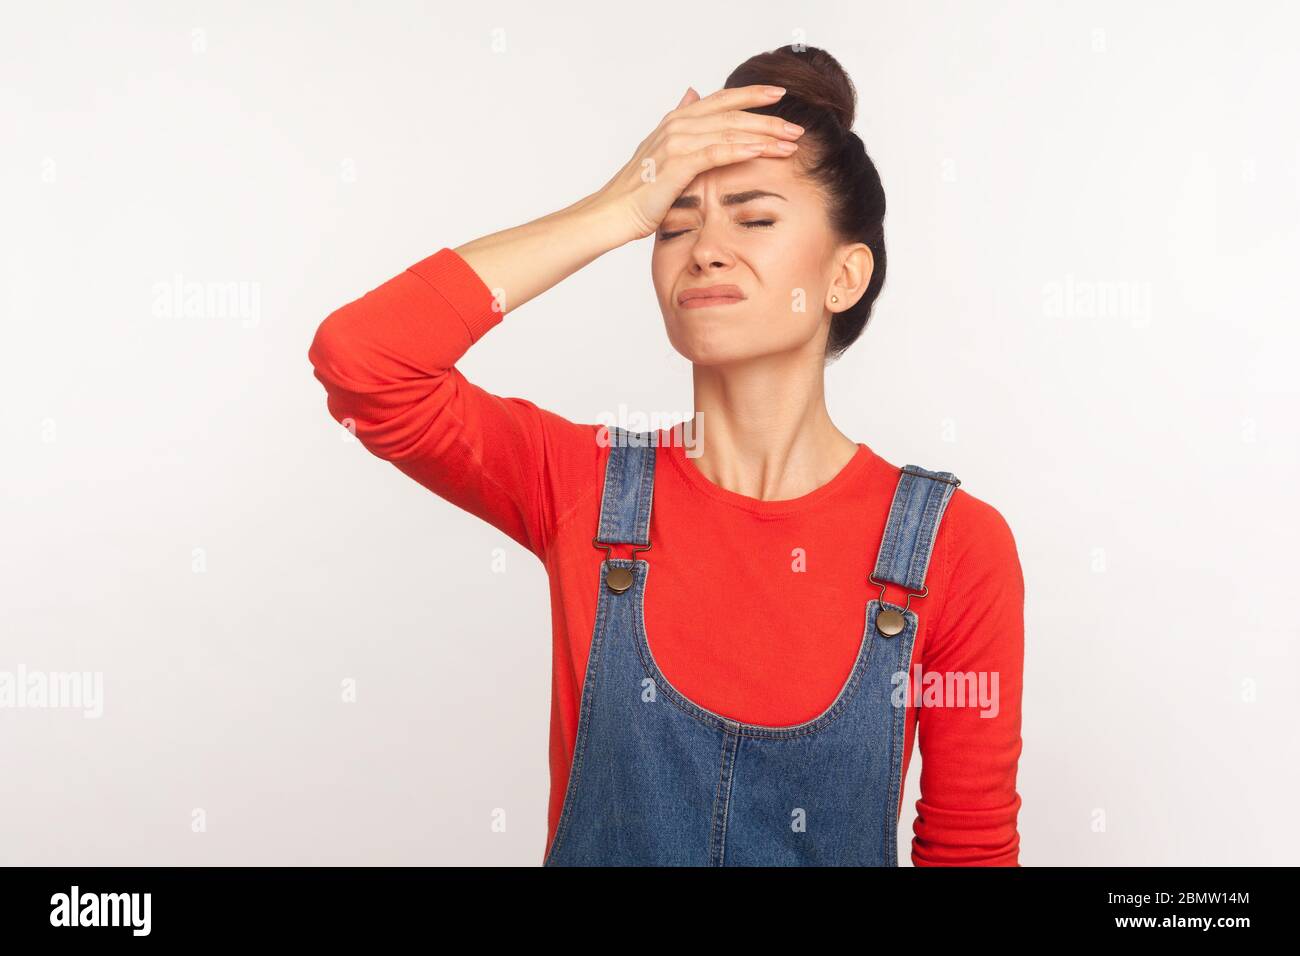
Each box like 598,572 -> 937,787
306,248 -> 598,559
911,492 -> 1026,866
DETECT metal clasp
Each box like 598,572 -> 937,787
592,537 -> 652,560
868,572 -> 927,613
869,573 -> 927,638
594,537 -> 651,594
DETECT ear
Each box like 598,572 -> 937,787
828,244 -> 874,312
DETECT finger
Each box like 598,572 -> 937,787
668,108 -> 804,142
675,86 -> 700,109
667,129 -> 798,157
674,83 -> 785,118
678,139 -> 799,179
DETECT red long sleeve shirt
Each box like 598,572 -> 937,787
308,247 -> 1025,866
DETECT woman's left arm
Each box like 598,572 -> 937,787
910,491 -> 1026,866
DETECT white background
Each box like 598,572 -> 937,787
2,0 -> 1296,865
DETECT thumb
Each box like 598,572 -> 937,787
676,86 -> 700,108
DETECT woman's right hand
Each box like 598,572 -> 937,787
590,84 -> 805,244
451,85 -> 804,318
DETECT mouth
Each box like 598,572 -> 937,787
678,285 -> 747,309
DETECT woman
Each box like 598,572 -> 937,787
308,45 -> 1024,866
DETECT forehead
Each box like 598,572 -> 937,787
673,157 -> 811,208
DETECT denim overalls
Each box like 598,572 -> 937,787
544,426 -> 961,866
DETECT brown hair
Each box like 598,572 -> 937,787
724,45 -> 886,363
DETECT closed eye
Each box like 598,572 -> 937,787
657,220 -> 776,241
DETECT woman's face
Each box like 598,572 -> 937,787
651,154 -> 855,367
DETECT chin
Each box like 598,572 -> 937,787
667,333 -> 764,367
665,316 -> 808,367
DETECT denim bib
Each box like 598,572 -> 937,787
545,426 -> 960,866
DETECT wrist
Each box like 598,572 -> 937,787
565,196 -> 638,252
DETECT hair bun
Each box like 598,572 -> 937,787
725,44 -> 857,134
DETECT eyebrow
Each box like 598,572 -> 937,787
669,189 -> 788,210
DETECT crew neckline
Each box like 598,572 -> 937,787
662,431 -> 873,516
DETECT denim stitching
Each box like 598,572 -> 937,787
883,606 -> 918,868
716,735 -> 737,867
874,470 -> 912,583
544,557 -> 615,865
907,477 -> 957,592
708,728 -> 739,866
906,479 -> 941,590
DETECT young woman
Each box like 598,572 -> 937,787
308,45 -> 1024,867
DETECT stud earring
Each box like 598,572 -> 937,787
831,295 -> 838,303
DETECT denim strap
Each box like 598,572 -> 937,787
594,426 -> 656,546
871,465 -> 961,592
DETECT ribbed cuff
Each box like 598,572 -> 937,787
407,247 -> 504,344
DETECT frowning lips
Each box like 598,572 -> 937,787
677,284 -> 747,305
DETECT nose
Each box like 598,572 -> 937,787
687,215 -> 736,272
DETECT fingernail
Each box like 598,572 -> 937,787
784,122 -> 804,135
765,86 -> 786,97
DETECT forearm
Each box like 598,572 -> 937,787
453,196 -> 632,317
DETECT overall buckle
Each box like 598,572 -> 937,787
593,537 -> 652,594
869,572 -> 927,637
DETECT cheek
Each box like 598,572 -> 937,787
758,262 -> 821,318
756,301 -> 825,351
650,250 -> 677,307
